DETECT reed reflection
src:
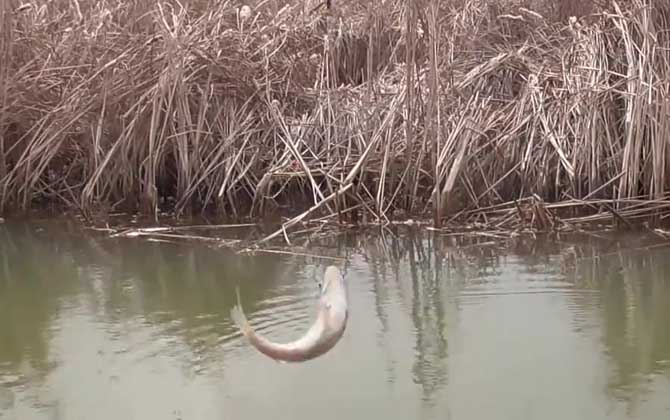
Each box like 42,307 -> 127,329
569,244 -> 670,407
1,221 -> 669,419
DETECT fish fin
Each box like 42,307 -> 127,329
230,286 -> 251,337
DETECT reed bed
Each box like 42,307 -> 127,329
1,0 -> 669,235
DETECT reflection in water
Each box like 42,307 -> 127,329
572,244 -> 670,412
0,223 -> 78,378
0,221 -> 669,419
394,232 -> 449,402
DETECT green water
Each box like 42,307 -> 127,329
0,221 -> 669,420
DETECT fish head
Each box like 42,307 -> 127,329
320,265 -> 344,295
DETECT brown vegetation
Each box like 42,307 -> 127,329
1,0 -> 669,232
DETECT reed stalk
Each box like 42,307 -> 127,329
0,0 -> 669,232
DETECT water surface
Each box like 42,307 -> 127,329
1,221 -> 669,420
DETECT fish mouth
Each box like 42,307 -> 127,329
320,273 -> 343,295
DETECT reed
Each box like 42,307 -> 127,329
1,0 -> 669,232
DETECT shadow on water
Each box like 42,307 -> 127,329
0,221 -> 669,419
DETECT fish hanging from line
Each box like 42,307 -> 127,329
230,265 -> 348,363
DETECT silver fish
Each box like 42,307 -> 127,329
230,265 -> 348,362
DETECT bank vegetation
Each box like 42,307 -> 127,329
1,0 -> 669,234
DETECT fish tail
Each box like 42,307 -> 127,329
230,286 -> 252,337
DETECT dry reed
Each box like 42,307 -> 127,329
1,0 -> 669,237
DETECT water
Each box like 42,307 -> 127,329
1,220 -> 669,420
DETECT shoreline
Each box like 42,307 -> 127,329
3,194 -> 670,255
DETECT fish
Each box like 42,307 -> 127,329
230,265 -> 348,363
